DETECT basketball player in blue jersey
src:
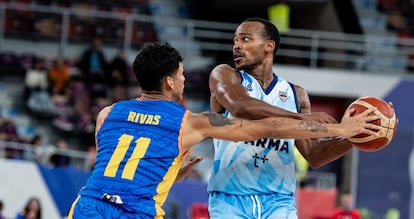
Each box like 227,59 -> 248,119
208,17 -> 395,218
67,42 -> 382,219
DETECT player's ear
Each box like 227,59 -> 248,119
265,40 -> 276,53
166,76 -> 174,89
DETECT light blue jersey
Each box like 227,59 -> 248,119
208,71 -> 299,196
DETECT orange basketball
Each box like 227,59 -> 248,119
346,96 -> 397,152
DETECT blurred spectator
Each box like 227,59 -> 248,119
68,76 -> 91,130
24,135 -> 50,163
51,92 -> 75,132
15,197 -> 42,219
0,118 -> 19,142
0,118 -> 23,159
24,56 -> 49,100
48,57 -> 70,95
106,48 -> 129,101
19,53 -> 36,72
49,138 -> 71,167
24,56 -> 55,115
0,200 -> 5,219
77,37 -> 108,98
330,192 -> 362,219
86,144 -> 97,171
386,10 -> 407,32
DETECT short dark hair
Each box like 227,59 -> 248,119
132,42 -> 183,92
242,17 -> 281,55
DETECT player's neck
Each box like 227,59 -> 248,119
247,62 -> 274,84
252,70 -> 274,90
139,92 -> 171,101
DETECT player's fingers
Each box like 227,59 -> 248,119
360,127 -> 380,136
360,107 -> 377,116
365,114 -> 382,122
189,156 -> 203,164
343,107 -> 355,117
364,123 -> 382,131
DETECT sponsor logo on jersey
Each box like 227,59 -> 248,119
279,91 -> 288,102
245,138 -> 289,153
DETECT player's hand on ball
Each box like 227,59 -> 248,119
340,107 -> 383,138
346,97 -> 398,151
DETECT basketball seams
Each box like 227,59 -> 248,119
348,136 -> 384,143
353,100 -> 387,118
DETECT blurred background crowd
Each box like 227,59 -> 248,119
0,0 -> 414,218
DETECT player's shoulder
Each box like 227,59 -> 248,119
97,103 -> 115,120
292,83 -> 304,89
209,64 -> 240,85
212,63 -> 233,70
210,64 -> 237,76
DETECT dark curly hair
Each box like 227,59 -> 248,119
132,42 -> 183,92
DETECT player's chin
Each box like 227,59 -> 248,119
233,62 -> 245,70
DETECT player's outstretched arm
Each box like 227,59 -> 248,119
181,108 -> 382,152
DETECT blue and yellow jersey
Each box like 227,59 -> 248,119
79,99 -> 188,217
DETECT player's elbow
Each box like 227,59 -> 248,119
308,161 -> 324,169
229,108 -> 245,118
228,104 -> 252,118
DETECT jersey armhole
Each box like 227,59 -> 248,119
178,109 -> 190,157
288,82 -> 300,113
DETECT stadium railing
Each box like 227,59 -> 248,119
0,2 -> 414,74
0,140 -> 91,170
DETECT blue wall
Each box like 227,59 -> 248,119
357,80 -> 414,218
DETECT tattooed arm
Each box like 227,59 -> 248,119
181,108 -> 382,152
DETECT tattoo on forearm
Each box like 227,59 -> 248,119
298,121 -> 328,132
206,112 -> 234,126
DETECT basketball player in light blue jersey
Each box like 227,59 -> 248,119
210,71 -> 299,196
67,42 -> 381,219
208,17 -> 395,219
